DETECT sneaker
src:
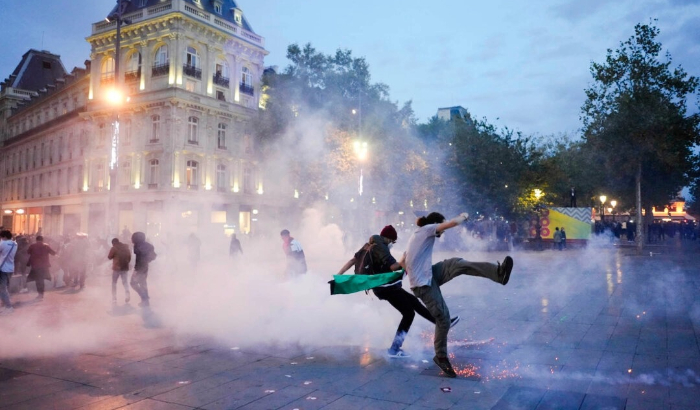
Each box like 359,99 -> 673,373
388,348 -> 410,358
497,256 -> 513,286
433,356 -> 457,378
19,288 -> 29,294
450,316 -> 461,328
0,307 -> 14,315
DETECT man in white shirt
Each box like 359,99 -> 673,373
0,230 -> 18,315
403,212 -> 513,377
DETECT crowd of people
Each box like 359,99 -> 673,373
0,229 -> 157,315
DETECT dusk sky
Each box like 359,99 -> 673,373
1,0 -> 698,137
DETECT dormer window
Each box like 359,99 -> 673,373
214,4 -> 222,14
232,7 -> 242,25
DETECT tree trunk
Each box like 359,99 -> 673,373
635,161 -> 644,254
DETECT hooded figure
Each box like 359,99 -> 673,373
130,232 -> 156,307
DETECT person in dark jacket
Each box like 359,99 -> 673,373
337,225 -> 459,358
130,232 -> 156,308
280,229 -> 307,275
229,234 -> 243,257
26,235 -> 57,301
108,238 -> 132,304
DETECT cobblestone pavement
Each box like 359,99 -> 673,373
1,246 -> 699,409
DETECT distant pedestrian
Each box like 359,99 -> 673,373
131,232 -> 157,308
280,229 -> 307,276
553,227 -> 562,251
14,236 -> 29,293
26,235 -> 57,301
0,230 -> 18,315
560,227 -> 567,249
63,233 -> 89,289
108,238 -> 131,304
229,234 -> 243,257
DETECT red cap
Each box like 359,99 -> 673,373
380,225 -> 398,241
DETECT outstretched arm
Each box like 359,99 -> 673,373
337,258 -> 356,275
436,212 -> 469,234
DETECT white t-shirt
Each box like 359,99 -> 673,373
404,224 -> 438,288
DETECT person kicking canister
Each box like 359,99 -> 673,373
402,212 -> 513,377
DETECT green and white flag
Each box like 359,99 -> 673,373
329,270 -> 404,295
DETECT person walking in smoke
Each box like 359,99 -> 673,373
130,232 -> 156,308
337,225 -> 460,358
63,233 -> 89,289
553,227 -> 562,251
108,238 -> 131,304
403,212 -> 514,378
26,235 -> 58,301
280,229 -> 307,275
560,227 -> 567,249
14,236 -> 30,293
229,233 -> 243,258
0,230 -> 18,315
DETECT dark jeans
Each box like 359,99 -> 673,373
130,270 -> 149,303
30,267 -> 50,296
373,285 -> 435,334
0,271 -> 11,307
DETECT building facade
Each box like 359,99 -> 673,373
1,0 -> 278,239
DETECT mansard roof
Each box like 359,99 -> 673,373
3,49 -> 67,92
109,0 -> 255,32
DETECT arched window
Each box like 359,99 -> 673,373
217,123 -> 226,149
125,52 -> 141,82
98,123 -> 107,146
101,57 -> 115,82
186,47 -> 199,68
187,116 -> 199,144
216,164 -> 226,192
240,67 -> 253,95
153,45 -> 169,77
120,159 -> 131,189
243,166 -> 252,194
148,159 -> 159,188
214,60 -> 230,88
150,115 -> 160,142
186,160 -> 199,190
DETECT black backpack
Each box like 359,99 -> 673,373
354,243 -> 376,275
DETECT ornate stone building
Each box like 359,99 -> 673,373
1,0 -> 273,238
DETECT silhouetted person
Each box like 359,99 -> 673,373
63,233 -> 89,289
27,236 -> 57,301
280,229 -> 307,276
131,232 -> 157,308
229,234 -> 243,257
108,238 -> 131,304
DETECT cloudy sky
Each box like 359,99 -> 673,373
1,0 -> 698,136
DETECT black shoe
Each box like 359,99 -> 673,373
498,256 -> 513,286
433,356 -> 457,378
450,316 -> 461,328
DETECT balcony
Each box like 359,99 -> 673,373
152,63 -> 169,77
239,82 -> 254,96
101,74 -> 115,84
213,74 -> 229,88
183,64 -> 202,79
147,183 -> 158,190
124,69 -> 141,83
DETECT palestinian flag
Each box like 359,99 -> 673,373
329,271 -> 404,295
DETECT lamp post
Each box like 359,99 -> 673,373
599,195 -> 607,223
353,140 -> 368,196
106,0 -> 130,238
533,189 -> 543,250
610,200 -> 617,222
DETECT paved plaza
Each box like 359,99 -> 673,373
1,245 -> 700,409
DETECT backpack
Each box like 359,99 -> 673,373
354,243 -> 376,275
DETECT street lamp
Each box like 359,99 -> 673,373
105,0 -> 131,238
610,200 -> 617,221
599,195 -> 607,222
533,188 -> 544,250
353,140 -> 368,196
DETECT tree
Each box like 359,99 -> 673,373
581,22 -> 700,252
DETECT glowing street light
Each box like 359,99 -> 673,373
354,141 -> 368,195
610,200 -> 617,221
599,195 -> 607,222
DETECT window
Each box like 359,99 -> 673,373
58,136 -> 63,162
98,123 -> 107,146
95,162 -> 104,192
101,57 -> 115,82
214,61 -> 230,88
217,123 -> 226,148
186,160 -> 199,190
216,164 -> 226,192
67,167 -> 72,194
39,174 -> 44,197
77,165 -> 83,192
240,67 -> 253,95
148,159 -> 159,188
216,90 -> 226,101
184,47 -> 201,79
125,52 -> 141,82
120,160 -> 131,189
23,176 -> 28,199
153,44 -> 169,77
150,115 -> 160,142
41,143 -> 45,166
185,80 -> 196,92
243,135 -> 252,154
187,116 -> 199,144
214,3 -> 222,14
57,169 -> 62,195
49,140 -> 53,164
123,119 -> 132,145
32,146 -> 37,169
